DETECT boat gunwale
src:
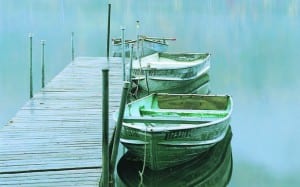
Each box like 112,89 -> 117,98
119,93 -> 233,132
122,115 -> 230,132
119,126 -> 228,147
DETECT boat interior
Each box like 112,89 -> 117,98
126,94 -> 231,120
159,53 -> 209,62
132,52 -> 210,69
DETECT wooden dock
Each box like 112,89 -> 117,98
0,57 -> 123,186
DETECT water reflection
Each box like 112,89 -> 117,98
117,126 -> 233,187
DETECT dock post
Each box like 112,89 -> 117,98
100,3 -> 111,187
41,40 -> 45,88
121,27 -> 125,81
71,32 -> 74,61
106,4 -> 111,59
29,33 -> 33,98
101,67 -> 110,187
136,21 -> 140,64
128,44 -> 134,85
109,81 -> 130,186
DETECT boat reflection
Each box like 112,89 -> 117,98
117,126 -> 233,187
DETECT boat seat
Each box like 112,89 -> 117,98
123,116 -> 211,124
139,108 -> 228,118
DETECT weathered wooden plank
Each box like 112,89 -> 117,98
0,168 -> 101,186
0,57 -> 123,186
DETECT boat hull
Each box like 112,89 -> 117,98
117,126 -> 233,187
120,118 -> 230,170
131,73 -> 210,99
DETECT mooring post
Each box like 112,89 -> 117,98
106,4 -> 111,59
121,27 -> 125,81
29,33 -> 33,98
128,44 -> 134,85
71,32 -> 74,61
136,21 -> 140,65
101,67 -> 110,187
41,40 -> 45,88
109,81 -> 130,185
99,3 -> 111,187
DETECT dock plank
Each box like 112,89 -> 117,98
0,57 -> 123,185
0,169 -> 101,187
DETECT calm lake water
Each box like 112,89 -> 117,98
1,0 -> 300,186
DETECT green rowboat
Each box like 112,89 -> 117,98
132,53 -> 210,93
131,52 -> 210,95
131,73 -> 210,99
119,93 -> 233,170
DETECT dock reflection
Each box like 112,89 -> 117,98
117,126 -> 233,187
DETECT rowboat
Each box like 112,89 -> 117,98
117,126 -> 233,187
131,52 -> 211,96
112,36 -> 174,58
118,93 -> 233,170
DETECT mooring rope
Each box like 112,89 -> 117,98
145,70 -> 150,95
132,38 -> 151,98
135,41 -> 146,98
138,127 -> 147,187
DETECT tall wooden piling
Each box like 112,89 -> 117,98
71,32 -> 75,61
121,27 -> 125,81
106,4 -> 111,59
128,44 -> 134,86
100,3 -> 112,187
41,40 -> 45,88
101,68 -> 110,187
29,33 -> 33,98
136,21 -> 140,64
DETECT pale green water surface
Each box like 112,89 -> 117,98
1,0 -> 300,186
